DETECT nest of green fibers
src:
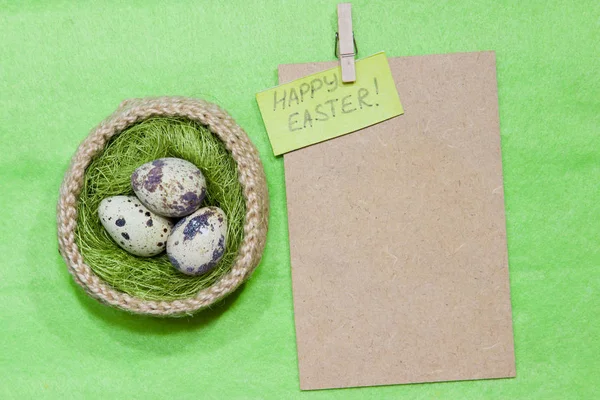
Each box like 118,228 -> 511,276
74,117 -> 245,301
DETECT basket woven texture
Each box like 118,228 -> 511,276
57,97 -> 269,316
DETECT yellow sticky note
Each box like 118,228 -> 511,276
256,52 -> 403,156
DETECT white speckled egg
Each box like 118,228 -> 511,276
166,206 -> 228,275
98,195 -> 173,257
131,157 -> 207,218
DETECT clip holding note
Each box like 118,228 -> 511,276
335,3 -> 357,83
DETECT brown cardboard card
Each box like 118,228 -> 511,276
281,52 -> 515,390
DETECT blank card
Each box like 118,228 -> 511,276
281,52 -> 516,390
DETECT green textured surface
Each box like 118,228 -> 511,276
0,1 -> 598,398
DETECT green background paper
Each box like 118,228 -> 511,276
0,1 -> 598,398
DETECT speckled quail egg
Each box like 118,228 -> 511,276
166,206 -> 228,275
131,157 -> 207,218
98,195 -> 173,257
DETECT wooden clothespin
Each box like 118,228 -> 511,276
336,3 -> 357,83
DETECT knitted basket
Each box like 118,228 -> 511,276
57,97 -> 269,316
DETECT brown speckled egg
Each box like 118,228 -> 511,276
98,195 -> 173,257
166,207 -> 228,275
131,158 -> 206,218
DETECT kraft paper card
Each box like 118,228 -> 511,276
280,51 -> 515,390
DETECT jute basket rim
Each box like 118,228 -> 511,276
57,96 -> 269,316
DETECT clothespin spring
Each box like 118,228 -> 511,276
334,32 -> 358,59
